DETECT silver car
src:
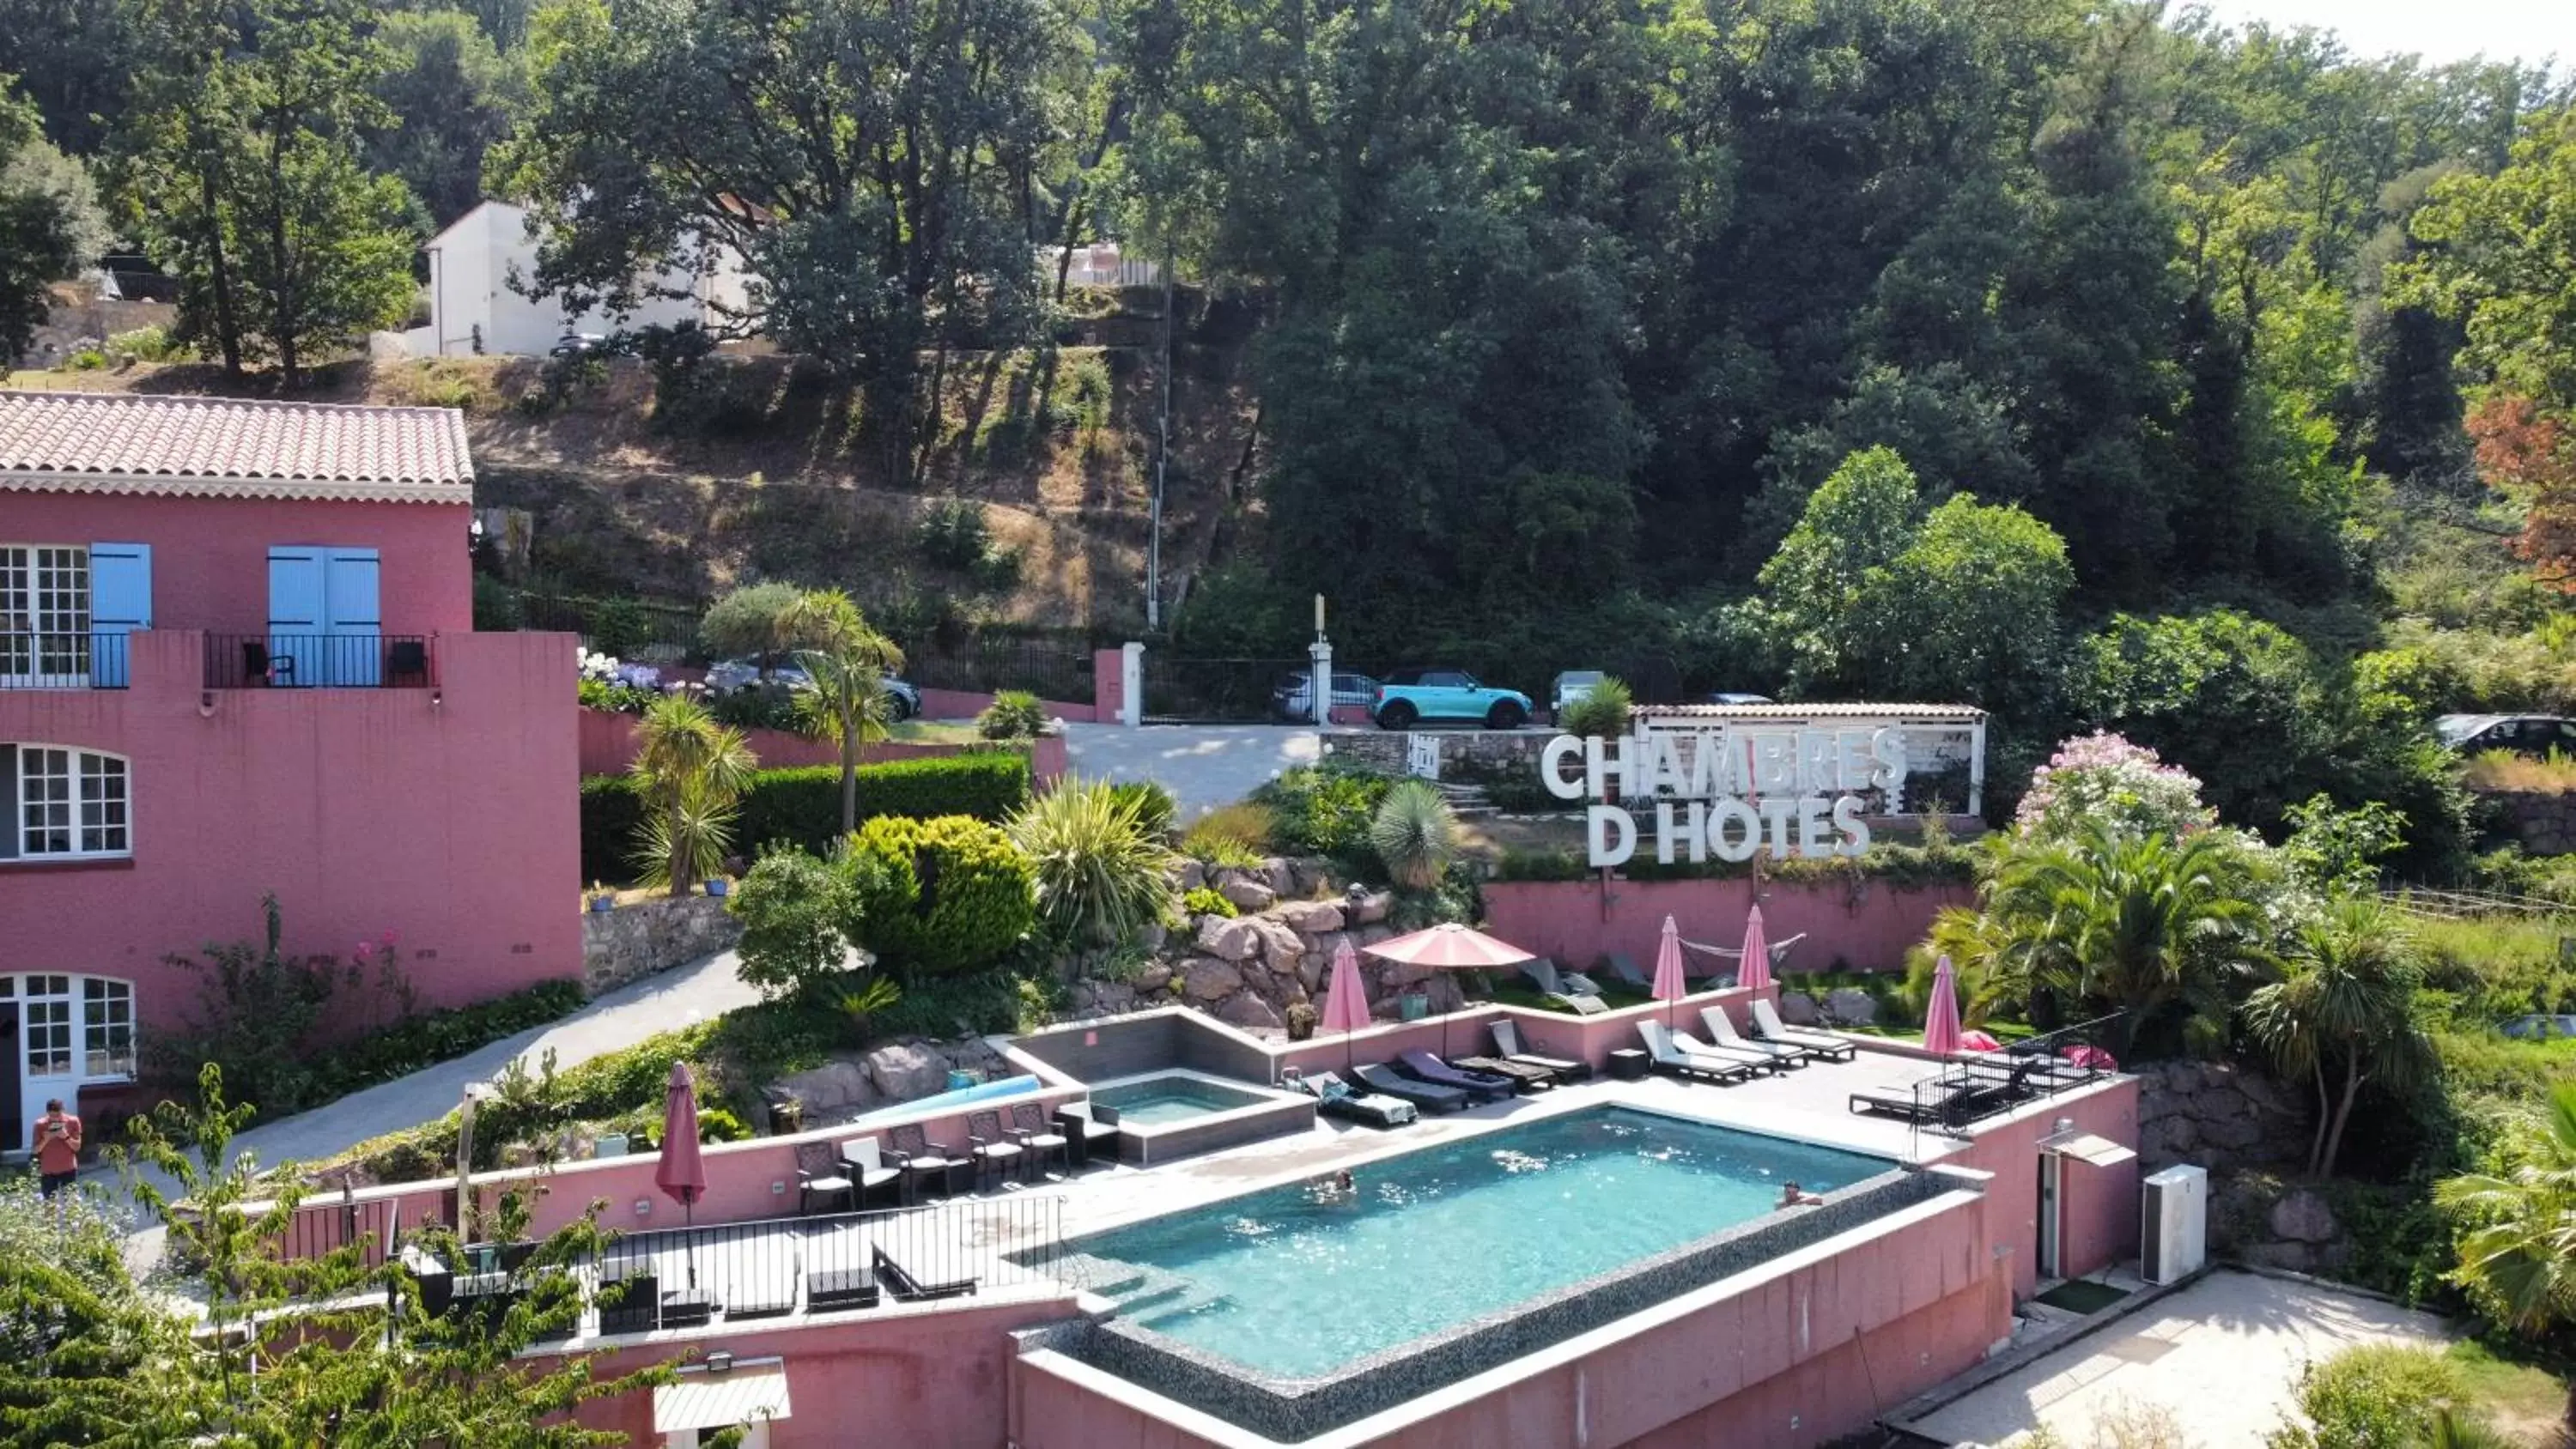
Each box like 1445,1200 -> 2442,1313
703,658 -> 920,718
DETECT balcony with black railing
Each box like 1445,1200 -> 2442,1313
203,634 -> 436,689
0,631 -> 131,689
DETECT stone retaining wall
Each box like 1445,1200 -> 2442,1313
2481,789 -> 2576,855
2132,1059 -> 2307,1173
1319,728 -> 1553,776
580,895 -> 741,995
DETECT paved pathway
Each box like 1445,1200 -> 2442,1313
1904,1269 -> 2452,1446
112,948 -> 760,1212
1062,723 -> 1321,817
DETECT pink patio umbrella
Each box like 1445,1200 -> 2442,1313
1366,923 -> 1535,1053
655,1062 -> 707,1286
1922,955 -> 1965,1057
1736,906 -> 1775,994
2060,1044 -> 2118,1071
1959,1029 -> 2002,1053
1320,939 -> 1373,1072
1650,914 -> 1690,1028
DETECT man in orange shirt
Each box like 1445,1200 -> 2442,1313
33,1097 -> 82,1198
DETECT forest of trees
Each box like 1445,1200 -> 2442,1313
3,0 -> 2573,872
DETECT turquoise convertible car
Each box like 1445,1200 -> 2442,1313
1370,668 -> 1534,730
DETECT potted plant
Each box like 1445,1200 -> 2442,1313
589,882 -> 616,913
704,876 -> 729,898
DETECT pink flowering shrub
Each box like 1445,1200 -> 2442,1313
2013,731 -> 2215,842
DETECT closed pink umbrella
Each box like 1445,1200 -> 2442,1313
1737,906 -> 1774,993
1651,914 -> 1690,1028
1922,955 -> 1964,1057
655,1062 -> 707,1286
1320,939 -> 1372,1071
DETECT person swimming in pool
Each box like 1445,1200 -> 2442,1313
1314,1167 -> 1358,1203
1778,1181 -> 1824,1208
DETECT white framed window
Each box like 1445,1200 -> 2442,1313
16,746 -> 130,858
0,545 -> 91,682
24,994 -> 73,1079
82,978 -> 136,1078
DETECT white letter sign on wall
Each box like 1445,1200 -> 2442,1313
1545,726 -> 1906,868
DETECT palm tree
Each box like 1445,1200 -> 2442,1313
2438,1082 -> 2576,1346
785,590 -> 905,834
2241,896 -> 2435,1178
1370,779 -> 1458,892
630,694 -> 757,896
1975,824 -> 2273,1054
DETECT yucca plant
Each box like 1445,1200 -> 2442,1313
1558,675 -> 1633,738
1370,779 -> 1458,892
630,694 -> 757,895
1008,777 -> 1182,950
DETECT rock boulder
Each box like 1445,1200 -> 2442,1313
1196,915 -> 1262,961
2269,1188 -> 2339,1245
771,1059 -> 882,1119
1822,988 -> 1879,1028
1278,900 -> 1346,936
1218,993 -> 1285,1033
1218,873 -> 1278,912
863,1043 -> 950,1102
1777,992 -> 1822,1027
1183,957 -> 1246,1002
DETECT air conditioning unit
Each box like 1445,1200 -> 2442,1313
2142,1163 -> 2208,1286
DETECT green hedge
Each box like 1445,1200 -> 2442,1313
580,752 -> 1035,884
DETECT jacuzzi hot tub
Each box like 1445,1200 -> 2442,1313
1084,1068 -> 1315,1165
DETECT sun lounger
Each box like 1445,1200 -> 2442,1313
872,1246 -> 976,1302
1749,998 -> 1858,1061
1848,1079 -> 1967,1124
1671,1024 -> 1780,1074
1398,1048 -> 1516,1102
1601,952 -> 1652,991
1702,1005 -> 1811,1066
1449,1052 -> 1556,1090
1491,1019 -> 1589,1080
1523,958 -> 1610,1010
1289,1069 -> 1418,1127
1637,1021 -> 1759,1084
1352,1061 -> 1472,1113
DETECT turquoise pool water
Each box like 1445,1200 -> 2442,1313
1078,1107 -> 1887,1378
1094,1074 -> 1276,1127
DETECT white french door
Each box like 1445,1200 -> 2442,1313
0,547 -> 91,686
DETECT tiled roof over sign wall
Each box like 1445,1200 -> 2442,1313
0,390 -> 473,504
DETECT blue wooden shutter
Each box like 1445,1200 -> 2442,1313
267,548 -> 324,687
88,543 -> 150,688
323,549 -> 381,686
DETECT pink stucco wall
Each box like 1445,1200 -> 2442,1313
575,708 -> 1069,783
1481,876 -> 1971,977
570,1300 -> 1078,1449
1932,1076 -> 2142,1300
0,628 -> 579,1045
1008,1179 -> 2008,1449
3,491 -> 473,636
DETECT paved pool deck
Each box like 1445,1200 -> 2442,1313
1900,1268 -> 2453,1446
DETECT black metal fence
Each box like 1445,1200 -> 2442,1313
275,1190 -> 405,1272
204,634 -> 435,689
1865,1013 -> 2128,1143
507,590 -> 703,659
901,631 -> 1097,703
0,632 -> 126,688
1143,654 -> 1309,722
379,1194 -> 1071,1339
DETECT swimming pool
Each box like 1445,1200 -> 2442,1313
1076,1106 -> 1889,1379
1094,1073 -> 1275,1125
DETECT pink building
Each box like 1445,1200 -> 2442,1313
0,390 -> 578,1155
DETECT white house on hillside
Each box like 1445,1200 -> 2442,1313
406,201 -> 754,358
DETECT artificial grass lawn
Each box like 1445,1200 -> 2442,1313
2034,1278 -> 2132,1314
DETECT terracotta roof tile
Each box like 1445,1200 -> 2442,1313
0,390 -> 472,504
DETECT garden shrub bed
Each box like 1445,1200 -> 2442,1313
580,752 -> 1034,882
